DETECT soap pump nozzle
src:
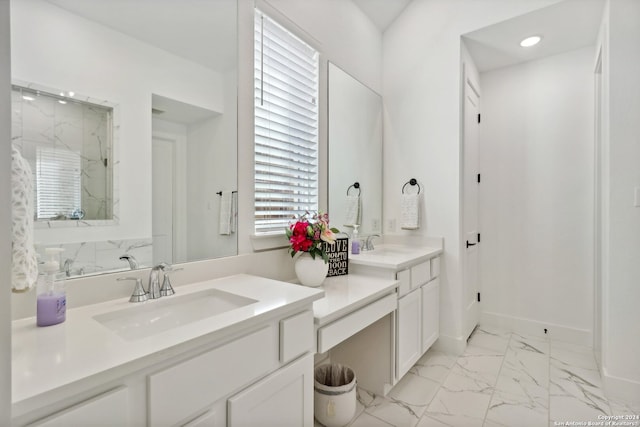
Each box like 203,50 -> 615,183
43,247 -> 65,275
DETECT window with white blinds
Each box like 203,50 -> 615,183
254,10 -> 319,234
36,147 -> 82,220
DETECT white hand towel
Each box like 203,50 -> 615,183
231,192 -> 238,234
219,191 -> 232,235
400,193 -> 420,230
11,145 -> 38,292
344,195 -> 361,226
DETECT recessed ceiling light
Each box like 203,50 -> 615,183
520,36 -> 542,47
22,95 -> 35,101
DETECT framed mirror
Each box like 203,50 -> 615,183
328,62 -> 382,237
10,0 -> 238,277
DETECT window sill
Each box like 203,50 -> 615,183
250,232 -> 289,252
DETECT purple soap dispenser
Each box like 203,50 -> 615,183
36,248 -> 67,327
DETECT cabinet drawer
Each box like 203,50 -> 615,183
280,310 -> 314,364
431,257 -> 440,279
317,293 -> 397,353
396,269 -> 411,297
27,387 -> 128,427
410,261 -> 431,289
148,325 -> 277,426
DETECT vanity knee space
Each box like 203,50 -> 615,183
329,246 -> 442,393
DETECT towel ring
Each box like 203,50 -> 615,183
402,178 -> 421,194
347,182 -> 361,196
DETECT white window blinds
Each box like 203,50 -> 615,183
36,147 -> 82,220
254,10 -> 319,234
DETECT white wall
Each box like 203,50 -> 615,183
383,0 -> 561,349
600,0 -> 640,401
187,78 -> 238,260
11,0 -> 226,246
1,0 -> 12,420
478,47 -> 595,343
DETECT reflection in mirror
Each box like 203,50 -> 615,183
10,0 -> 238,278
328,63 -> 383,238
12,84 -> 114,222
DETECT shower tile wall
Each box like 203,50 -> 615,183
11,86 -> 112,220
36,237 -> 153,277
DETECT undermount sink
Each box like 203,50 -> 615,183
360,245 -> 414,256
93,288 -> 257,341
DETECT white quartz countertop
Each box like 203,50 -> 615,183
313,274 -> 398,326
12,274 -> 323,407
348,244 -> 443,270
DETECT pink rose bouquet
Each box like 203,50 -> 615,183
286,212 -> 340,263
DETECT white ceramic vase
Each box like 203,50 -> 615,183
294,252 -> 329,287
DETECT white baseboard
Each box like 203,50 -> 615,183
602,366 -> 640,404
432,334 -> 467,356
481,311 -> 593,346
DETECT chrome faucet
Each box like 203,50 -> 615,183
363,234 -> 380,251
117,277 -> 148,303
63,258 -> 73,277
119,254 -> 139,270
147,264 -> 165,299
159,263 -> 182,297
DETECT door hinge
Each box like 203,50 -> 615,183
477,233 -> 481,243
477,173 -> 481,183
103,158 -> 108,167
477,292 -> 481,302
477,113 -> 481,124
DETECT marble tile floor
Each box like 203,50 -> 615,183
315,326 -> 640,427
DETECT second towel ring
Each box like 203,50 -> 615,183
402,178 -> 421,194
347,182 -> 361,196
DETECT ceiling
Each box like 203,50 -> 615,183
463,0 -> 605,72
46,0 -> 237,72
352,0 -> 412,32
44,0 -> 604,74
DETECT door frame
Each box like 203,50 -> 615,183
152,130 -> 188,263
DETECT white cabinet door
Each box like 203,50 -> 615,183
397,289 -> 422,380
182,408 -> 221,427
27,387 -> 128,427
228,354 -> 314,427
421,278 -> 440,354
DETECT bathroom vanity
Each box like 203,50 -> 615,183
11,241 -> 442,426
308,241 -> 442,396
11,275 -> 323,427
323,242 -> 442,395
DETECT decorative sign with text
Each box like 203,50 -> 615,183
325,238 -> 349,277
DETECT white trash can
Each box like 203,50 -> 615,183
314,364 -> 357,427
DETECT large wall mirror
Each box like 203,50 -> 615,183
10,0 -> 238,278
328,63 -> 382,237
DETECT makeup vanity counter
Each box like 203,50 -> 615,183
313,274 -> 398,353
11,274 -> 324,426
324,242 -> 443,395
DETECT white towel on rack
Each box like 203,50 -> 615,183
231,192 -> 238,234
401,193 -> 420,230
11,145 -> 38,292
219,191 -> 233,235
344,195 -> 361,226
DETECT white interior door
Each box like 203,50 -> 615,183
152,137 -> 175,264
463,75 -> 480,340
